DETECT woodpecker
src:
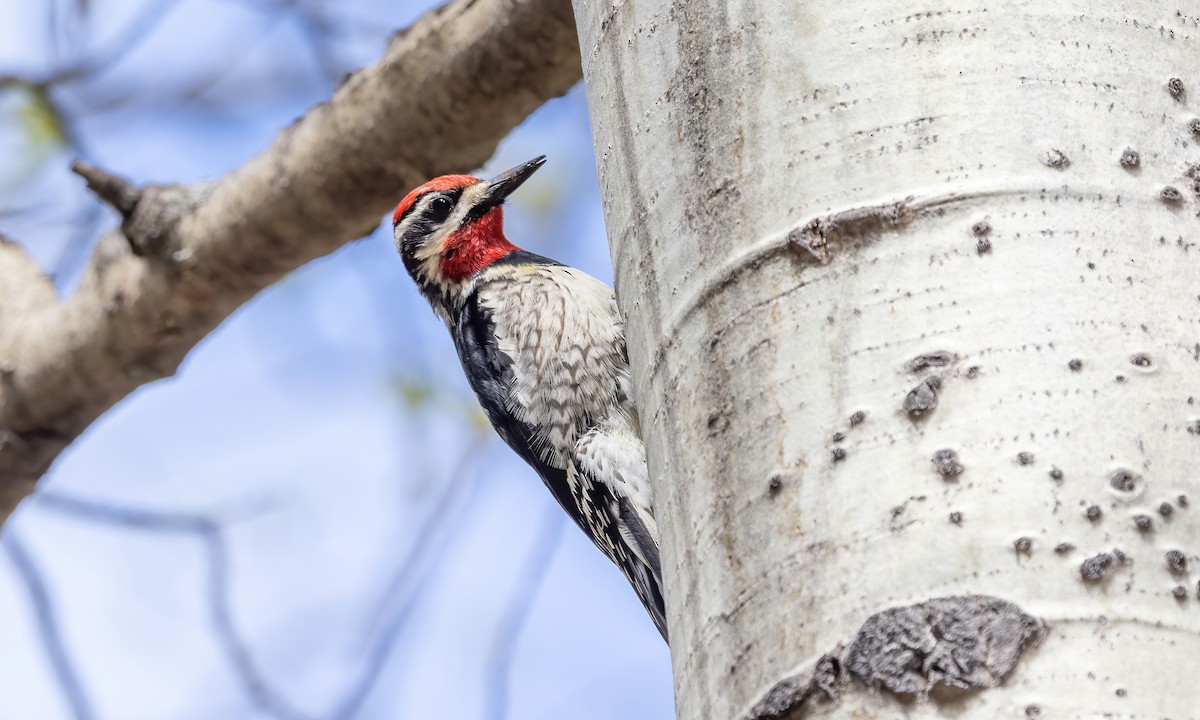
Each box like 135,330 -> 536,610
392,156 -> 667,641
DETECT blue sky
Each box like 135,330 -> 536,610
0,1 -> 674,718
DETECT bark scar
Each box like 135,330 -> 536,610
786,197 -> 915,263
847,595 -> 1045,696
741,595 -> 1046,720
744,653 -> 844,720
653,184 -> 1024,377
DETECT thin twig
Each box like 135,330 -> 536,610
332,435 -> 491,719
366,434 -> 491,629
34,437 -> 492,720
216,0 -> 395,36
37,492 -> 212,532
42,0 -> 181,87
484,504 -> 564,720
36,493 -> 310,720
174,14 -> 289,104
70,161 -> 141,218
4,531 -> 96,720
204,525 -> 314,720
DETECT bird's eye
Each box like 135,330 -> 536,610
427,195 -> 454,222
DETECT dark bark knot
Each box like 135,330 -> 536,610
932,449 -> 964,478
1109,469 -> 1142,494
744,654 -> 844,720
1129,353 -> 1153,369
742,597 -> 1044,719
907,351 -> 955,373
1038,148 -> 1070,169
904,376 -> 942,417
72,161 -> 208,260
1080,552 -> 1115,582
787,198 -> 914,264
845,595 -> 1045,697
1166,549 -> 1187,575
1168,77 -> 1185,99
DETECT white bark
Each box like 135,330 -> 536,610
574,1 -> 1200,718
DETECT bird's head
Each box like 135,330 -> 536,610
393,155 -> 545,315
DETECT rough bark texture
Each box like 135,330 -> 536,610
574,1 -> 1200,718
0,0 -> 581,522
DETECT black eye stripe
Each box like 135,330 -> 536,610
395,186 -> 465,227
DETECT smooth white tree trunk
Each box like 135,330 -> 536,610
574,2 -> 1200,718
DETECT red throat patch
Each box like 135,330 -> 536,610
393,173 -> 520,282
440,207 -> 517,282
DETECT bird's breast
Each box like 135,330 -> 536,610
478,266 -> 632,465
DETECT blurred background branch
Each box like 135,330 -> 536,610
4,531 -> 96,720
24,428 -> 491,720
34,492 -> 319,720
484,505 -> 564,720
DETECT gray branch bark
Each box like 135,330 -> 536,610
0,0 -> 581,523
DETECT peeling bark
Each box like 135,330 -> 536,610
0,0 -> 582,522
575,1 -> 1200,718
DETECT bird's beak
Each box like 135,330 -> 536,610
479,155 -> 546,210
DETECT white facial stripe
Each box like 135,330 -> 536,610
394,181 -> 491,257
393,181 -> 497,322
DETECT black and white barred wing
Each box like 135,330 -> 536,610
572,421 -> 667,641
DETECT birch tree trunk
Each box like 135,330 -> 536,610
574,2 -> 1200,718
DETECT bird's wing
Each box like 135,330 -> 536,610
572,422 -> 667,641
452,288 -> 580,529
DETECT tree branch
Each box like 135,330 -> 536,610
35,493 -> 311,719
4,531 -> 96,720
0,236 -> 58,318
32,439 -> 489,720
71,162 -> 142,219
336,436 -> 489,719
0,0 -> 582,522
484,505 -> 563,720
